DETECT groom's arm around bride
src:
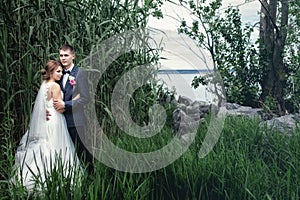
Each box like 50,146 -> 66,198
53,44 -> 93,173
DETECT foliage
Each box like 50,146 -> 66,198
0,0 -> 175,193
2,116 -> 300,199
1,0 -> 299,198
178,0 -> 260,107
258,0 -> 290,116
284,0 -> 300,112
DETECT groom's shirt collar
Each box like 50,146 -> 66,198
66,64 -> 74,73
62,64 -> 75,89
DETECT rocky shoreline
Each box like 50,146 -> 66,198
172,95 -> 300,137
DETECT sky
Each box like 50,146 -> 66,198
148,0 -> 261,70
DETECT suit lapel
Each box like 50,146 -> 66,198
64,66 -> 79,98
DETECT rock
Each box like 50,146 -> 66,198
178,95 -> 193,106
171,100 -> 299,136
224,103 -> 241,110
172,108 -> 200,136
219,103 -> 263,118
171,97 -> 211,137
260,114 -> 295,136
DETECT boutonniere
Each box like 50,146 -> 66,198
69,75 -> 76,86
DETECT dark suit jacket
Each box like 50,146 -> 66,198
60,65 -> 90,127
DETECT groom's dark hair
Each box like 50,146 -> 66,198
59,44 -> 75,54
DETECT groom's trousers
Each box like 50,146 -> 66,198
68,126 -> 94,173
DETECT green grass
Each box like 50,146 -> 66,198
1,116 -> 300,199
1,0 -> 299,199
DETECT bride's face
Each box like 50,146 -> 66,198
52,66 -> 63,81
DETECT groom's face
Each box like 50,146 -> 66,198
59,49 -> 75,70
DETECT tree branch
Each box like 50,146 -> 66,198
258,0 -> 280,34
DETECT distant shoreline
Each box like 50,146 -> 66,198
158,69 -> 211,74
157,69 -> 214,102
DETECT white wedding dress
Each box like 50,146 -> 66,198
13,81 -> 81,190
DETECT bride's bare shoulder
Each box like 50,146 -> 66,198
50,82 -> 63,99
50,82 -> 61,92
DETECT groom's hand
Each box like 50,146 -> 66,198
53,99 -> 65,111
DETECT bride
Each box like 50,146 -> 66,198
12,60 -> 81,190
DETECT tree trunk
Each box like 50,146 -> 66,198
259,0 -> 289,115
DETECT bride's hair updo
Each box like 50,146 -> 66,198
41,60 -> 63,80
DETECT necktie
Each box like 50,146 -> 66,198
63,69 -> 70,75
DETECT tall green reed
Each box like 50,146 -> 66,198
1,0 -> 166,198
0,1 -> 163,137
0,0 -> 164,141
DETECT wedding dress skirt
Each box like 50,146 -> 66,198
13,81 -> 81,190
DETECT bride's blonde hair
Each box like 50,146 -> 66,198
41,60 -> 63,80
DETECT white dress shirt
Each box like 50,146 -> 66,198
62,65 -> 74,89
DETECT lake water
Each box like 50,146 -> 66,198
157,69 -> 215,103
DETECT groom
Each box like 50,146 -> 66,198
53,44 -> 93,172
